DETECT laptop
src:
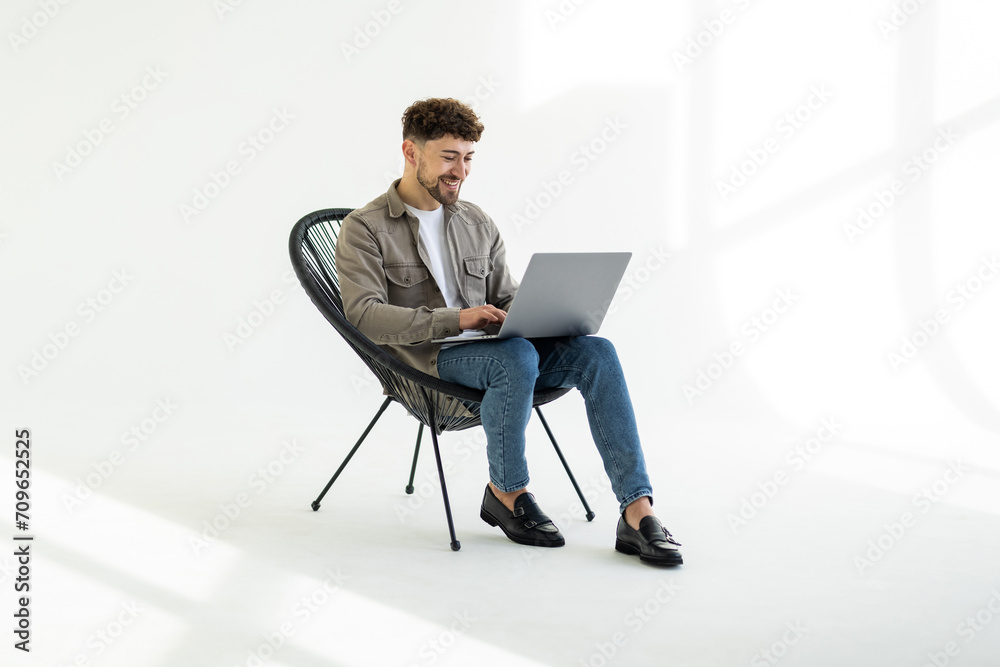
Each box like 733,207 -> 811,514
431,252 -> 632,344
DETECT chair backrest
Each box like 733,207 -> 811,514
288,208 -> 487,431
289,208 -> 350,319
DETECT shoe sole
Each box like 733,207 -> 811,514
615,538 -> 683,565
481,508 -> 565,548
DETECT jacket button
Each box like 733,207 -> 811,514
480,268 -> 485,275
404,277 -> 410,283
443,329 -> 450,334
430,359 -> 436,365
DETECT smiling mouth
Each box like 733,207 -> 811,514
441,178 -> 460,189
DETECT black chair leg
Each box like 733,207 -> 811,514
426,396 -> 460,551
535,406 -> 596,521
405,424 -> 424,494
311,396 -> 392,511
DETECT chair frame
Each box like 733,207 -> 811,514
289,208 -> 594,551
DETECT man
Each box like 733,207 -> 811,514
336,98 -> 682,565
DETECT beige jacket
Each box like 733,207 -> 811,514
336,180 -> 518,377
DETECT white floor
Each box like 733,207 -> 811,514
10,367 -> 1000,667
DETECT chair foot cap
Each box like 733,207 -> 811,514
405,485 -> 414,494
450,541 -> 461,551
586,511 -> 596,522
311,501 -> 321,511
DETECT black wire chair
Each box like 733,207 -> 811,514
289,208 -> 595,551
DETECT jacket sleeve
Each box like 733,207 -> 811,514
336,213 -> 461,345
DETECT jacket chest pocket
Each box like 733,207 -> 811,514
463,255 -> 493,306
385,264 -> 430,307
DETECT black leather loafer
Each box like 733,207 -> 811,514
615,515 -> 683,565
480,486 -> 565,547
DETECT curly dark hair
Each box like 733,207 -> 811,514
401,98 -> 484,143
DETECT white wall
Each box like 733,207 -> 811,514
2,0 -> 1000,661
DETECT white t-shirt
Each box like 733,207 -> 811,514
403,203 -> 461,307
404,203 -> 485,342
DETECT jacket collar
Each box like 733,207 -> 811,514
386,178 -> 467,219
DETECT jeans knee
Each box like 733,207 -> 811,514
579,335 -> 618,364
495,338 -> 540,384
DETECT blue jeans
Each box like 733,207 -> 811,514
436,336 -> 651,514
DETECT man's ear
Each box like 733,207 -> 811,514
402,139 -> 420,167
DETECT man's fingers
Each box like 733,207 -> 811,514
469,305 -> 506,328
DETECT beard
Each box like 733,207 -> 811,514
416,160 -> 460,206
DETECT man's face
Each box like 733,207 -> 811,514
412,134 -> 475,206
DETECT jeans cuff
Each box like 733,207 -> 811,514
618,489 -> 653,515
490,475 -> 531,494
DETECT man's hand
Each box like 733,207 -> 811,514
459,305 -> 507,330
